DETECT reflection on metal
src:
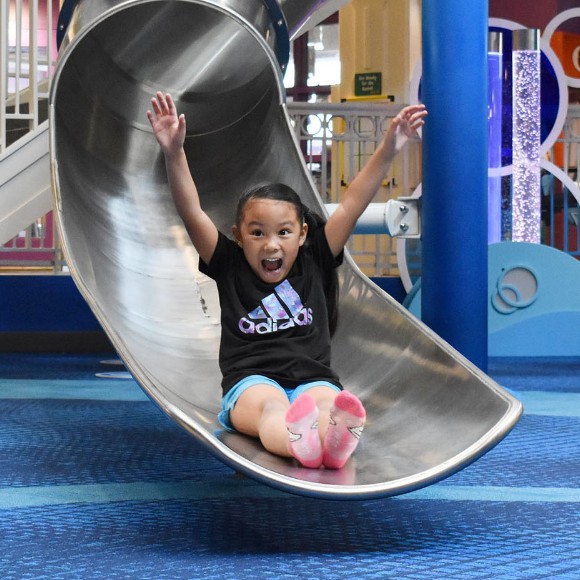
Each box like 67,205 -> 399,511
279,0 -> 351,39
50,0 -> 522,499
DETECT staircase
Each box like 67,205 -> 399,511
0,119 -> 51,244
1,0 -> 57,255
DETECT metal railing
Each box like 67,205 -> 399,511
0,0 -> 56,153
289,102 -> 580,272
287,101 -> 423,276
0,212 -> 65,270
0,0 -> 58,270
2,100 -> 579,273
545,104 -> 580,257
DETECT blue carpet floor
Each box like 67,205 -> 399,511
0,354 -> 578,579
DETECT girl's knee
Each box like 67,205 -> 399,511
230,385 -> 288,436
306,385 -> 339,404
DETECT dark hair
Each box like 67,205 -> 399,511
236,183 -> 339,335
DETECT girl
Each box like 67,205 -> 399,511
147,93 -> 426,469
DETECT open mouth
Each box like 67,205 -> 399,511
262,258 -> 283,273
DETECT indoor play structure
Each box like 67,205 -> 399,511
49,0 -> 522,499
404,11 -> 580,358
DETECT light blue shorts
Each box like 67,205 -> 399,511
218,374 -> 341,432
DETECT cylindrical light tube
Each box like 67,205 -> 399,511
488,31 -> 503,243
511,28 -> 541,243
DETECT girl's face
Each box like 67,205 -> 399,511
232,198 -> 308,284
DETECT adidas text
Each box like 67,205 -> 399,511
239,307 -> 313,334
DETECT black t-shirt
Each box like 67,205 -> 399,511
200,227 -> 344,395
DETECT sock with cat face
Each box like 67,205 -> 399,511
322,390 -> 366,469
285,393 -> 323,469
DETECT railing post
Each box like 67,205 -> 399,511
0,0 -> 8,152
45,0 -> 54,96
29,0 -> 39,131
15,0 -> 21,112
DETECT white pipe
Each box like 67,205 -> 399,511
325,199 -> 420,237
325,202 -> 390,234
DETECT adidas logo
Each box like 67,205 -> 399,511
239,280 -> 313,335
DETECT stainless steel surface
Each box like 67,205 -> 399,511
279,0 -> 351,38
50,0 -> 522,499
512,28 -> 540,52
488,30 -> 503,54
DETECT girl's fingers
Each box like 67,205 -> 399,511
159,92 -> 173,114
165,93 -> 175,114
399,107 -> 427,132
411,114 -> 427,130
401,104 -> 426,122
153,92 -> 168,114
151,92 -> 177,119
150,97 -> 162,117
410,111 -> 426,124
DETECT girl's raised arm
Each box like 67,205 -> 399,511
325,104 -> 427,257
147,92 -> 219,265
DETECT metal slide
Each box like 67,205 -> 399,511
50,0 -> 522,499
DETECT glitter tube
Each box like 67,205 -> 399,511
511,29 -> 541,243
488,31 -> 503,243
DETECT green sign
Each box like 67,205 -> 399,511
354,72 -> 382,96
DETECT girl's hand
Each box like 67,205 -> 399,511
382,103 -> 428,160
147,92 -> 186,157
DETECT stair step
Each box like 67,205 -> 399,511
4,99 -> 49,148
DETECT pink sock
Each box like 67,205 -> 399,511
322,391 -> 366,469
285,393 -> 323,469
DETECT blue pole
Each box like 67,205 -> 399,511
421,0 -> 489,371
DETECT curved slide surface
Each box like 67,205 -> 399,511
50,0 -> 522,499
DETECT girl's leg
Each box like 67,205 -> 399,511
229,385 -> 292,458
323,391 -> 366,469
303,385 -> 337,441
229,383 -> 366,469
285,392 -> 323,468
230,384 -> 323,467
306,386 -> 366,469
